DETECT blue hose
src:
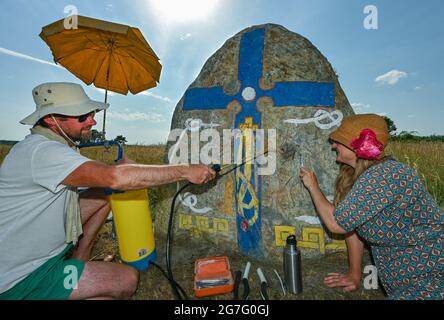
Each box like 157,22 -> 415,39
78,140 -> 123,161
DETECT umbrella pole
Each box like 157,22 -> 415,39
102,89 -> 108,138
103,50 -> 113,139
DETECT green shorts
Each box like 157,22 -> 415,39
0,244 -> 85,300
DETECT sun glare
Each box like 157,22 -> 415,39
148,0 -> 219,23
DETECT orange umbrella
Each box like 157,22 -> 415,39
40,15 -> 162,135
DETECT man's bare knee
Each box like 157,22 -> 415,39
69,262 -> 139,300
115,266 -> 139,299
127,267 -> 140,297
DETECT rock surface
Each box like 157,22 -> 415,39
156,24 -> 354,261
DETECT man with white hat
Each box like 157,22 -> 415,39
0,82 -> 216,300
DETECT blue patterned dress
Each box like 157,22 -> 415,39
334,159 -> 444,300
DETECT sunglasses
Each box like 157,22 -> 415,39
77,110 -> 97,123
57,110 -> 97,123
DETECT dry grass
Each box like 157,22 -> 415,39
79,144 -> 166,165
0,144 -> 166,166
0,145 -> 12,162
386,141 -> 444,207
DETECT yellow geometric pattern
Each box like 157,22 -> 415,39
298,228 -> 326,253
274,225 -> 296,246
179,214 -> 229,236
275,226 -> 346,254
179,217 -> 346,254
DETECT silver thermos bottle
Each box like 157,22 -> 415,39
283,235 -> 302,294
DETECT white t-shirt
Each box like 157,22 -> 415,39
0,134 -> 91,293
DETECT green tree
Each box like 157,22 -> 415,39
114,135 -> 128,145
397,130 -> 419,140
90,129 -> 105,142
382,116 -> 397,136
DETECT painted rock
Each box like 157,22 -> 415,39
157,24 -> 354,260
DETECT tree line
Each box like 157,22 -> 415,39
1,119 -> 443,146
383,116 -> 444,142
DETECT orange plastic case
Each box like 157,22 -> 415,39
194,256 -> 234,298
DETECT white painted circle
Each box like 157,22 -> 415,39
242,87 -> 256,101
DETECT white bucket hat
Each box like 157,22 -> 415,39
20,82 -> 109,126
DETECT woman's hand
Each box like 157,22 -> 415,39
324,271 -> 361,292
298,167 -> 347,234
299,167 -> 319,191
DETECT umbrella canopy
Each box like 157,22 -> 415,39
40,15 -> 162,95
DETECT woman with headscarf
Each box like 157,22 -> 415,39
299,114 -> 443,300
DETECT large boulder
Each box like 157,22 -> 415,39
156,24 -> 354,261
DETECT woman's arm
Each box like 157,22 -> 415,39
324,232 -> 364,291
345,232 -> 364,276
299,168 -> 347,234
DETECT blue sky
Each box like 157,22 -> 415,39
0,0 -> 443,144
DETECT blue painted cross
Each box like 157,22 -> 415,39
182,27 -> 335,257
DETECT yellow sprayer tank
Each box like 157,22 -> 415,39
108,189 -> 156,270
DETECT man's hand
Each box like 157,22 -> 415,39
299,167 -> 319,191
183,165 -> 217,184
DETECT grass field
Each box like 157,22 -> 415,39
386,142 -> 444,207
1,141 -> 442,207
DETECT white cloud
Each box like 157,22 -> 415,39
105,4 -> 113,11
377,112 -> 388,117
407,114 -> 416,118
138,91 -> 172,102
107,111 -> 164,122
414,86 -> 422,91
95,88 -> 115,96
180,33 -> 193,41
0,47 -> 62,68
375,70 -> 408,85
351,102 -> 371,113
